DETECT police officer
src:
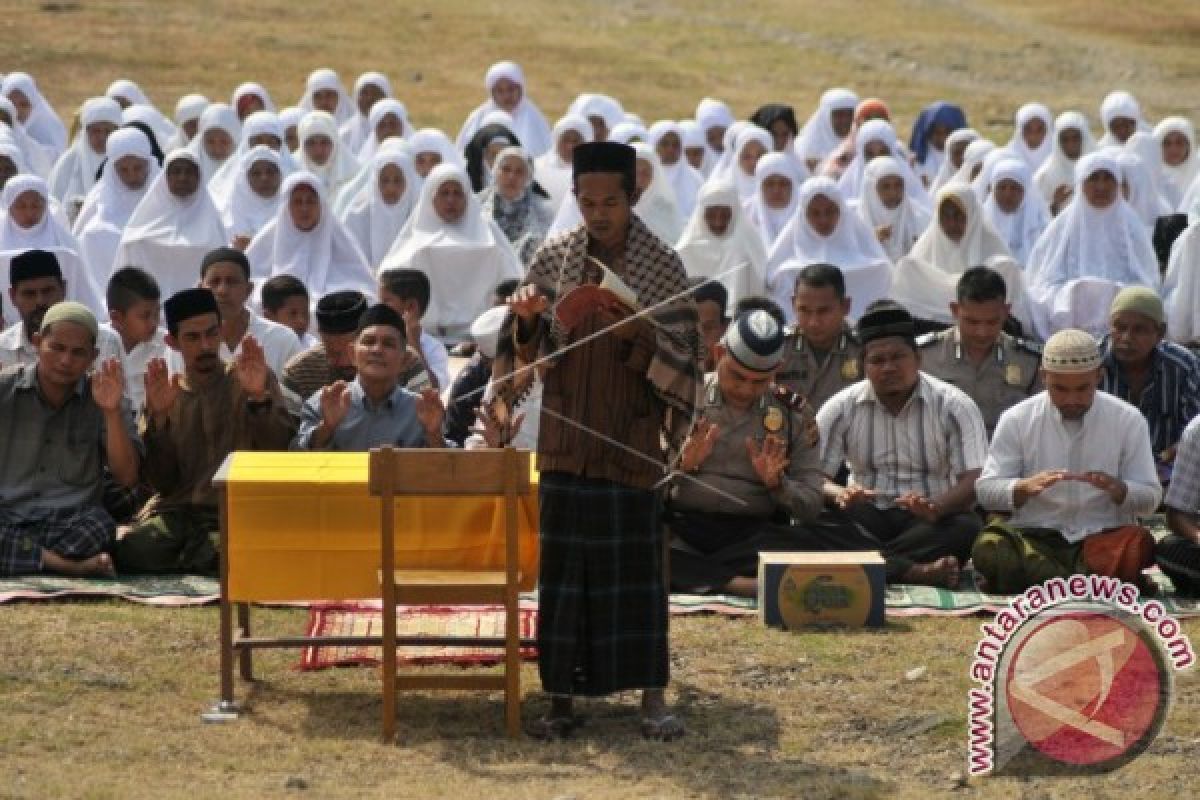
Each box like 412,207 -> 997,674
917,266 -> 1041,437
776,263 -> 863,412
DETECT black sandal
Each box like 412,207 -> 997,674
640,713 -> 685,742
526,714 -> 580,740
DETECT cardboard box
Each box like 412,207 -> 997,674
758,552 -> 886,629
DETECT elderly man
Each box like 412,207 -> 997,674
282,290 -> 368,403
817,302 -> 989,588
0,302 -> 140,576
1099,286 -> 1200,477
973,329 -> 1162,594
498,141 -> 701,741
115,288 -> 295,575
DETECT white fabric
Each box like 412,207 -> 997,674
355,98 -> 414,162
675,180 -> 768,308
1124,132 -> 1174,218
534,114 -> 591,210
1026,151 -> 1160,337
0,321 -> 37,367
727,126 -> 773,206
2,72 -> 67,158
332,137 -> 410,218
709,121 -> 750,183
1098,90 -> 1148,147
1033,111 -> 1094,207
1154,116 -> 1197,211
163,94 -> 210,152
294,110 -> 360,196
976,391 -> 1161,542
114,149 -> 229,301
106,80 -> 175,148
99,322 -> 165,412
407,127 -> 464,171
246,171 -> 376,300
766,176 -> 890,321
930,128 -> 979,194
48,97 -> 122,206
456,61 -> 552,157
232,82 -> 275,115
379,163 -> 521,341
853,155 -> 930,264
122,104 -> 174,151
837,118 -> 927,206
340,149 -> 419,267
215,145 -> 286,240
606,122 -> 645,145
419,330 -> 451,392
1117,151 -> 1171,230
0,98 -> 53,178
569,93 -> 624,138
299,68 -> 354,125
73,128 -> 158,280
1007,103 -> 1055,171
982,157 -> 1051,267
742,152 -> 808,253
208,110 -> 297,203
1164,220 -> 1200,343
339,72 -> 392,155
186,103 -> 240,184
0,175 -> 103,321
794,88 -> 858,166
971,146 -> 1019,203
647,120 -> 704,219
949,139 -> 996,188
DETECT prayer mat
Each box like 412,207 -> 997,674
0,574 -> 220,606
298,601 -> 539,670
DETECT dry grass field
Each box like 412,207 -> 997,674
4,0 -> 1200,797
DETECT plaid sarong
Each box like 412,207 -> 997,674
537,471 -> 669,696
0,505 -> 114,576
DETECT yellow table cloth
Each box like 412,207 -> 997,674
222,452 -> 539,602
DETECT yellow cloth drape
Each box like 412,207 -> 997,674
224,452 -> 539,602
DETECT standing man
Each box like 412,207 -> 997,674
973,329 -> 1161,593
498,141 -> 701,741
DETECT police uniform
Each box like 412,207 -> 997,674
917,328 -> 1042,436
776,325 -> 863,412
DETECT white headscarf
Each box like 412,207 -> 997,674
0,97 -> 53,179
982,157 -> 1051,267
340,149 -> 419,267
629,143 -> 684,243
299,68 -> 354,124
162,93 -> 209,152
1163,219 -> 1200,343
215,145 -> 285,240
694,98 -> 735,176
647,120 -> 705,219
742,152 -> 807,252
971,146 -> 1020,203
1098,91 -> 1148,147
607,122 -> 646,145
1117,151 -> 1171,230
48,97 -> 122,205
2,72 -> 67,158
355,98 -> 413,161
534,114 -> 591,210
105,79 -> 175,148
794,88 -> 858,167
208,110 -> 297,203
232,82 -> 276,116
1124,132 -> 1174,217
1154,117 -> 1198,210
854,155 -> 931,264
569,93 -> 625,140
836,118 -> 927,205
949,139 -> 996,188
1026,152 -> 1159,336
931,128 -> 979,194
339,72 -> 392,155
113,149 -> 229,300
187,103 -> 241,183
1033,111 -> 1094,207
294,110 -> 360,195
456,61 -> 552,157
0,175 -> 103,321
907,183 -> 1012,271
246,171 -> 375,298
766,176 -> 890,321
407,127 -> 464,172
73,126 -> 158,239
379,162 -> 522,340
727,126 -> 773,205
676,180 -> 767,307
1007,103 -> 1055,171
709,121 -> 749,182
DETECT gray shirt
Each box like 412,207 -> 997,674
0,363 -> 139,516
291,378 -> 450,451
776,326 -> 863,412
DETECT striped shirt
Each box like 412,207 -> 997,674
816,372 -> 989,505
1099,336 -> 1200,456
1165,415 -> 1200,514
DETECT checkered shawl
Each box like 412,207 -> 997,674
493,215 -> 702,460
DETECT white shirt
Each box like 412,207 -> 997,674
420,331 -> 450,392
167,312 -> 302,378
975,391 -> 1161,542
99,323 -> 166,413
0,322 -> 36,368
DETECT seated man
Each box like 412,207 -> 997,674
918,266 -> 1042,437
291,303 -> 448,451
166,247 -> 302,379
1157,415 -> 1200,596
1099,286 -> 1200,479
817,302 -> 988,587
379,267 -> 450,391
691,278 -> 729,373
281,290 -> 367,403
0,302 -> 140,576
973,329 -> 1161,594
666,310 -> 827,596
777,263 -> 862,412
116,288 -> 296,575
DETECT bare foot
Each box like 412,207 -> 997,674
902,556 -> 960,589
42,550 -> 117,578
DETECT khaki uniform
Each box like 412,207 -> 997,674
917,328 -> 1042,436
776,326 -> 863,412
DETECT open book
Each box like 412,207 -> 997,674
553,257 -> 641,333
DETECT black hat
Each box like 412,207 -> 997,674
721,309 -> 785,371
355,302 -> 406,338
9,249 -> 62,287
315,290 -> 368,335
201,246 -> 251,280
858,304 -> 916,347
164,287 -> 219,336
572,141 -> 636,185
